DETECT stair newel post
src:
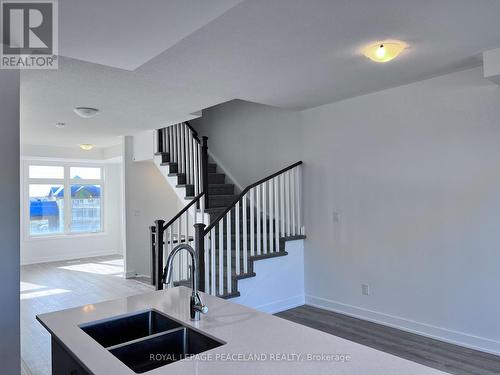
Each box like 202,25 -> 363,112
154,219 -> 165,290
201,136 -> 210,209
194,223 -> 207,293
149,225 -> 156,286
156,129 -> 163,153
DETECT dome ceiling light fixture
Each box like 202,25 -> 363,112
74,107 -> 99,118
362,40 -> 407,63
79,144 -> 95,151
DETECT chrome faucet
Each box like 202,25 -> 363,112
162,244 -> 208,321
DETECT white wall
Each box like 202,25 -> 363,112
20,161 -> 124,264
133,130 -> 155,161
190,67 -> 500,354
123,136 -> 181,277
0,70 -> 20,374
301,67 -> 500,354
233,240 -> 305,314
191,99 -> 302,188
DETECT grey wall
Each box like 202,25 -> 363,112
191,100 -> 302,188
191,67 -> 500,353
0,70 -> 20,374
301,66 -> 500,353
123,136 -> 180,277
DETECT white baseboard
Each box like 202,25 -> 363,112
134,274 -> 151,279
21,250 -> 121,265
255,294 -> 305,314
125,271 -> 138,279
306,294 -> 500,356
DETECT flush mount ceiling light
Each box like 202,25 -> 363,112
79,144 -> 95,151
74,107 -> 99,118
362,40 -> 407,63
55,122 -> 66,128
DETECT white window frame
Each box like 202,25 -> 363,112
23,160 -> 106,240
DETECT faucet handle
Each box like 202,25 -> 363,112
190,292 -> 209,320
194,304 -> 209,314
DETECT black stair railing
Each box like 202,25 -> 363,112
202,161 -> 304,297
156,122 -> 210,209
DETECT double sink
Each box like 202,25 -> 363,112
80,309 -> 224,373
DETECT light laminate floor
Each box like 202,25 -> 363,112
21,255 -> 154,375
276,305 -> 500,375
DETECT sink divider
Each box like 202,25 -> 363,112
105,327 -> 186,352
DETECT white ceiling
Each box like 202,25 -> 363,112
58,0 -> 244,70
21,57 -> 224,147
21,0 -> 500,148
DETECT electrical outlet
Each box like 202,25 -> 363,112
134,210 -> 141,217
362,284 -> 370,296
332,211 -> 341,223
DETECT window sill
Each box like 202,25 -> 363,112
25,231 -> 106,242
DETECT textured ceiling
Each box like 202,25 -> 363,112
21,0 -> 500,148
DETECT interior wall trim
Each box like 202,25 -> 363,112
305,294 -> 500,356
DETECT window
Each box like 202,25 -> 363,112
70,166 -> 101,180
71,184 -> 102,233
29,184 -> 64,235
26,163 -> 104,237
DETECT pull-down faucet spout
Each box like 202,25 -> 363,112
163,244 -> 208,320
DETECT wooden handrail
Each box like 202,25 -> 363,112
162,192 -> 205,231
184,121 -> 200,143
204,161 -> 303,234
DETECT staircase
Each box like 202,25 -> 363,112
161,155 -> 236,220
151,122 -> 305,299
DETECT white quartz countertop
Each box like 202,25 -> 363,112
37,286 -> 447,375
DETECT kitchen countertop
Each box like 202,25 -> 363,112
37,286 -> 448,375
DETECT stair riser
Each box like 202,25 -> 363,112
162,161 -> 215,173
169,163 -> 178,173
208,174 -> 225,184
175,174 -> 186,185
208,196 -> 239,208
184,185 -> 194,197
208,185 -> 235,195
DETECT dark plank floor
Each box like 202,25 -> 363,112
275,305 -> 500,375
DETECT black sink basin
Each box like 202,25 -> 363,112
109,326 -> 224,373
80,310 -> 181,348
79,309 -> 225,373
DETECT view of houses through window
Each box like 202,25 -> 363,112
27,164 -> 103,236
